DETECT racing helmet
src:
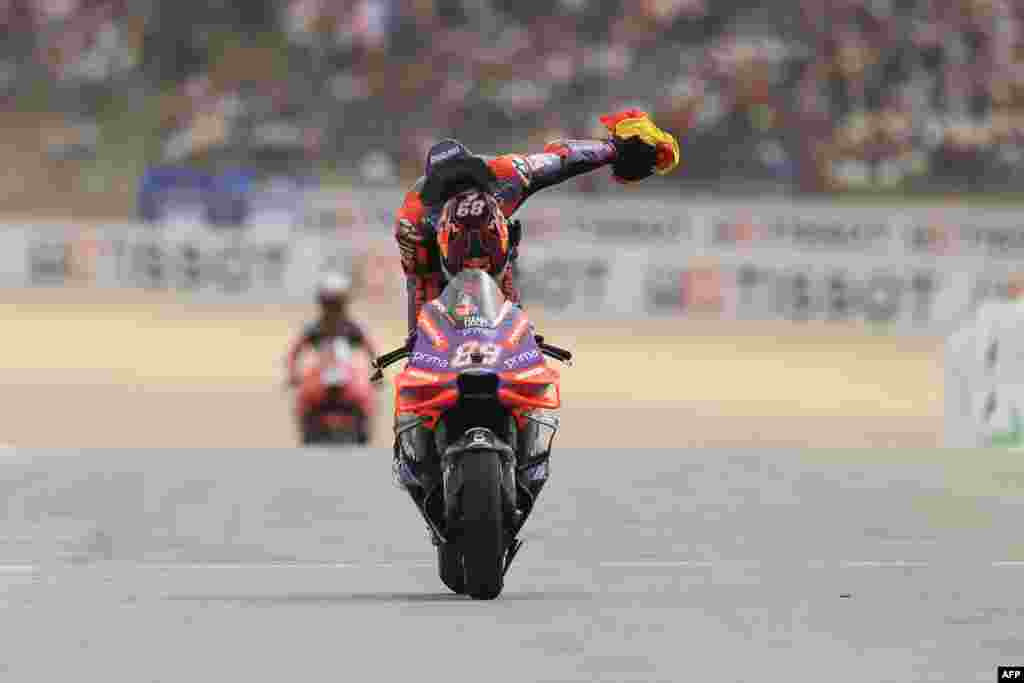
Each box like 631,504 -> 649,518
436,190 -> 510,280
316,272 -> 352,308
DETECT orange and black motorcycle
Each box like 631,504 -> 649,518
373,269 -> 572,600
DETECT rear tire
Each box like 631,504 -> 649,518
300,414 -> 324,445
457,451 -> 505,600
301,427 -> 322,445
356,413 -> 370,445
437,543 -> 465,594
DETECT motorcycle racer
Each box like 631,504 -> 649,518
393,108 -> 682,337
286,272 -> 379,387
386,110 -> 682,549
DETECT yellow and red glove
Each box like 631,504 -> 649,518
599,109 -> 681,183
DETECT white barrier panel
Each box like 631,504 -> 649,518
943,299 -> 1024,448
300,188 -> 1024,330
4,189 -> 1024,333
308,187 -> 1024,258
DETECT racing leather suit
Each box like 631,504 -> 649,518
394,139 -> 618,333
286,318 -> 378,384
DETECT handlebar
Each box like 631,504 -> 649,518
534,336 -> 573,365
373,347 -> 411,370
370,346 -> 410,383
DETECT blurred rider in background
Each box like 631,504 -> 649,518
286,272 -> 379,387
393,108 -> 683,338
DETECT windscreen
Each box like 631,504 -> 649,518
438,270 -> 506,328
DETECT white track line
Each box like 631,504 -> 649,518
600,561 -> 715,568
839,560 -> 932,568
134,562 -> 435,570
0,562 -> 435,573
599,560 -> 1024,570
2,560 -> 1024,574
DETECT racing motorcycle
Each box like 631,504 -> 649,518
372,269 -> 572,600
295,336 -> 374,445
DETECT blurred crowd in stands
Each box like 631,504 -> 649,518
4,0 -> 1024,195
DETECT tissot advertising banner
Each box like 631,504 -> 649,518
6,190 -> 1024,333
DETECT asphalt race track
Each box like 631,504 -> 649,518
1,447 -> 1022,682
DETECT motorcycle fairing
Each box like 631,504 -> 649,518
396,272 -> 559,429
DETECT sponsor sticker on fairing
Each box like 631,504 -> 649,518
412,352 -> 449,368
462,315 -> 494,328
503,349 -> 540,369
461,327 -> 496,337
526,462 -> 548,482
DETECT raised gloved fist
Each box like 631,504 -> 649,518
599,109 -> 681,184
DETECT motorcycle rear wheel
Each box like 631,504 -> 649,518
300,413 -> 367,446
437,543 -> 465,594
300,427 -> 324,445
457,451 -> 505,600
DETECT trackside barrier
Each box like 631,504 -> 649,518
7,190 -> 1024,332
943,298 -> 1024,448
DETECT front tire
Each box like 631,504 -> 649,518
457,451 -> 505,600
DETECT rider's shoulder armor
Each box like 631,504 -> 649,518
486,155 -> 528,216
306,320 -> 367,348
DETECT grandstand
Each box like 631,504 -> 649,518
2,0 -> 1024,219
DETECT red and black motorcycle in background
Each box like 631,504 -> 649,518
295,336 -> 375,445
373,269 -> 572,599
